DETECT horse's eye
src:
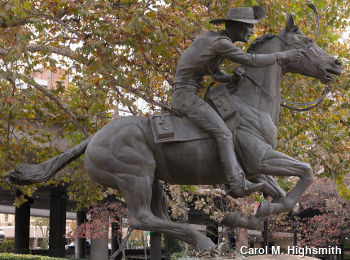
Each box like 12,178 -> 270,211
291,27 -> 299,33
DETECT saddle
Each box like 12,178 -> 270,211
150,84 -> 241,143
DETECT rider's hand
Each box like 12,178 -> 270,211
276,49 -> 306,65
229,66 -> 245,83
229,73 -> 241,83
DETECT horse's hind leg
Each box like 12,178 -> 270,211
255,148 -> 313,217
84,132 -> 214,250
116,172 -> 215,250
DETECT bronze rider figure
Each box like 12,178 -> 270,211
171,6 -> 306,198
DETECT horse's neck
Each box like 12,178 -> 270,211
235,42 -> 283,125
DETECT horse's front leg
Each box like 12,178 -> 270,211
251,175 -> 286,202
221,174 -> 286,230
254,148 -> 313,217
221,212 -> 265,230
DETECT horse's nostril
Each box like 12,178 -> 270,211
335,59 -> 342,67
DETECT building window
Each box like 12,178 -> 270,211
4,214 -> 8,222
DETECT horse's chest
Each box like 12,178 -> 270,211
233,97 -> 277,147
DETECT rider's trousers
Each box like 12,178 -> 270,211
171,86 -> 244,179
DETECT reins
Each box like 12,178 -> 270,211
280,85 -> 332,111
242,71 -> 332,112
242,3 -> 331,112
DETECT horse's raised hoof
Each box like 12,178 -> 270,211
256,200 -> 271,218
196,237 -> 216,251
221,212 -> 239,227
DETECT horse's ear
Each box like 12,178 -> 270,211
284,13 -> 295,32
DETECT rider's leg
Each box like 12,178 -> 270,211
172,89 -> 262,198
219,141 -> 262,197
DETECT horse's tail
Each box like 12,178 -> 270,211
6,136 -> 93,185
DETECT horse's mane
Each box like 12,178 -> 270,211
229,33 -> 277,93
247,33 -> 276,53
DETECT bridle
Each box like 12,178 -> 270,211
275,33 -> 332,111
243,3 -> 332,112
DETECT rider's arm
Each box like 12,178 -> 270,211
213,38 -> 278,67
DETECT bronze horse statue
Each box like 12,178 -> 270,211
6,14 -> 342,251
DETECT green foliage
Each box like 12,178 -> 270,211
170,242 -> 241,259
0,253 -> 66,260
0,240 -> 14,253
276,178 -> 294,192
181,185 -> 197,193
164,234 -> 183,259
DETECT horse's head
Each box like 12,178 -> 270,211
277,14 -> 342,84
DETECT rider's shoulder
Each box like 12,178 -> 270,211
213,32 -> 233,43
196,31 -> 232,46
212,34 -> 236,50
196,30 -> 228,39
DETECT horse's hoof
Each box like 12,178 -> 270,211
221,212 -> 239,227
196,237 -> 216,251
256,200 -> 271,218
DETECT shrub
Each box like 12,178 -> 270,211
0,253 -> 66,260
164,234 -> 183,259
0,240 -> 14,253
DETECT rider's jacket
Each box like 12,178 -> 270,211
173,30 -> 277,87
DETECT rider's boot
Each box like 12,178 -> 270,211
220,142 -> 263,198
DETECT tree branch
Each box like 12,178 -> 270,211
142,52 -> 173,85
0,44 -> 165,114
108,78 -> 166,109
110,227 -> 134,260
0,70 -> 89,138
0,45 -> 77,60
0,18 -> 30,28
174,46 -> 183,56
6,79 -> 16,152
99,54 -> 167,110
112,87 -> 136,116
35,10 -> 85,39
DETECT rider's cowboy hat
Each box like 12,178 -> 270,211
209,6 -> 266,25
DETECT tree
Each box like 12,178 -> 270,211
268,178 -> 350,247
0,0 -> 348,212
298,178 -> 350,247
67,201 -> 127,240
